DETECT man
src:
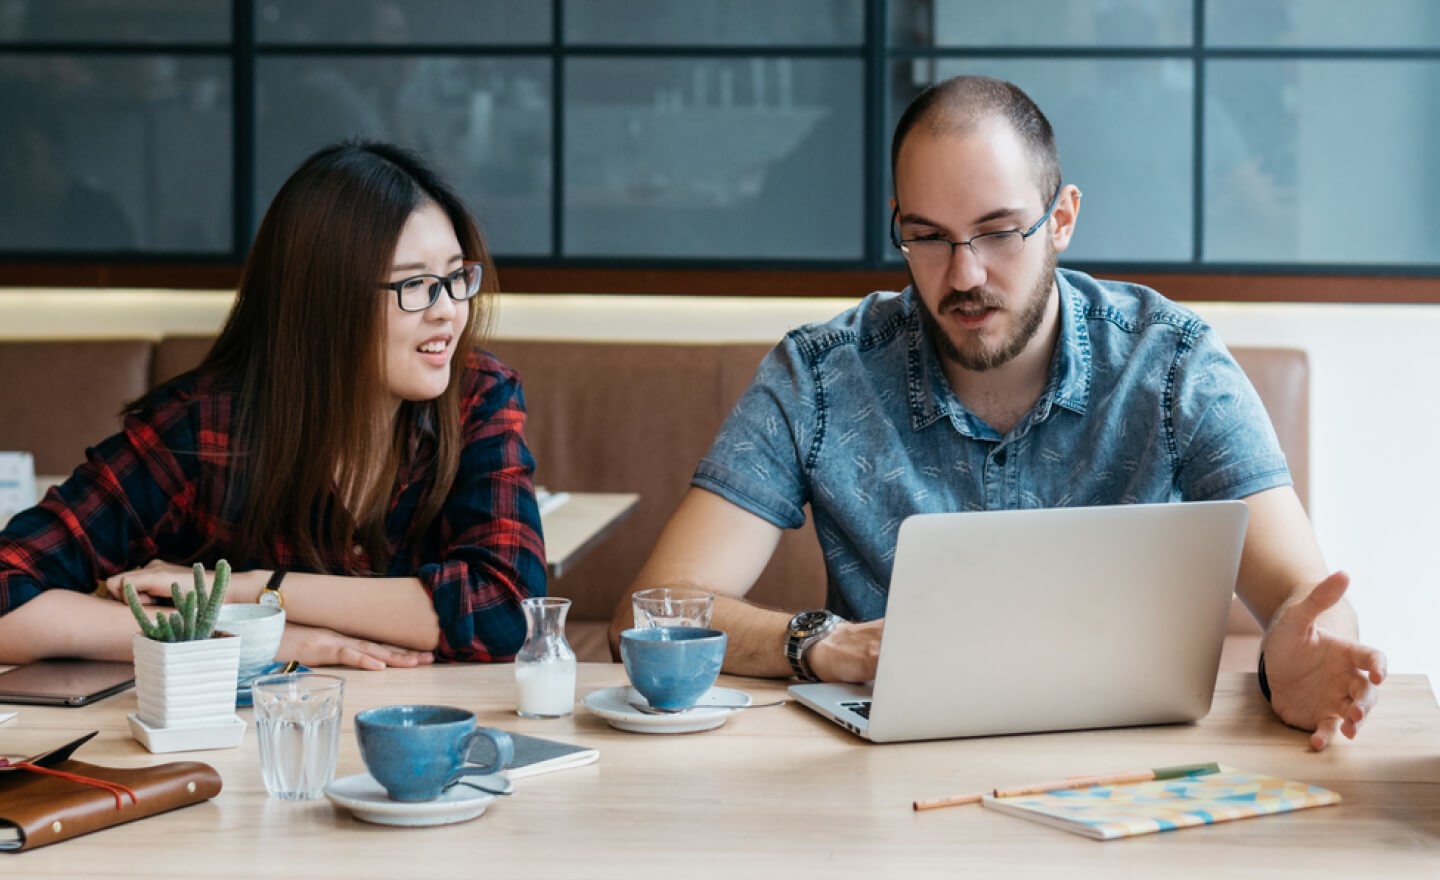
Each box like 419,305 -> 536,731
609,75 -> 1384,751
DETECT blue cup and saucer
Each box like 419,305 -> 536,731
583,626 -> 751,733
325,705 -> 514,827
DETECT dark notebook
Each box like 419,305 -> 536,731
0,659 -> 135,707
503,732 -> 599,780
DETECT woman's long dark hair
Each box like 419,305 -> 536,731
133,142 -> 497,572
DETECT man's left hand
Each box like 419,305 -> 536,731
1261,571 -> 1387,751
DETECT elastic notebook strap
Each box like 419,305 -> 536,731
0,760 -> 139,809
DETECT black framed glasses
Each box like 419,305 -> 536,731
380,262 -> 484,312
891,185 -> 1063,269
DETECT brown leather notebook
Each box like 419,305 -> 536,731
0,732 -> 222,852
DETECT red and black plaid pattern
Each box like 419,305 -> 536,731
0,349 -> 546,662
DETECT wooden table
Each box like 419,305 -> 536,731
4,666 -> 1439,877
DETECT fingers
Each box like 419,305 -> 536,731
1310,715 -> 1341,751
104,562 -> 195,600
1292,571 -> 1350,626
809,619 -> 884,683
336,639 -> 433,671
104,572 -> 165,600
1355,646 -> 1389,684
338,646 -> 387,671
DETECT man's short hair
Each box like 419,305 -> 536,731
890,75 -> 1062,202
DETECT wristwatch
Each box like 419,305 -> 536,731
785,609 -> 840,682
258,570 -> 287,609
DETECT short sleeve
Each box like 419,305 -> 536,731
692,334 -> 814,529
1171,332 -> 1293,501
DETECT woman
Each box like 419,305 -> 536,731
0,142 -> 546,668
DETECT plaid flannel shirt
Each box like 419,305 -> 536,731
0,349 -> 546,661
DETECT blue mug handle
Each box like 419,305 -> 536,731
449,727 -> 514,784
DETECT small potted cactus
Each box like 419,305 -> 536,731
125,560 -> 245,753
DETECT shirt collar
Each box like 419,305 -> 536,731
1047,271 -> 1091,416
904,273 -> 1092,434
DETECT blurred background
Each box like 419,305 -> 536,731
0,0 -> 1436,282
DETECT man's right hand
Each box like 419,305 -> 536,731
806,618 -> 884,683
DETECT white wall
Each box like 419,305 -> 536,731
1192,302 -> 1440,689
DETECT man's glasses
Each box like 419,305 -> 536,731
380,262 -> 484,312
891,185 -> 1062,269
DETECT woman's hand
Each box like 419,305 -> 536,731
279,622 -> 435,671
105,559 -> 266,604
104,559 -> 204,603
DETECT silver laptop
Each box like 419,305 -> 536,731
789,501 -> 1248,743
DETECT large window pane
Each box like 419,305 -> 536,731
256,56 -> 552,256
0,1 -> 229,43
565,0 -> 863,46
1208,0 -> 1440,49
0,55 -> 231,253
564,57 -> 863,259
891,0 -> 1192,48
1206,60 -> 1440,264
256,0 -> 548,45
892,60 -> 1194,262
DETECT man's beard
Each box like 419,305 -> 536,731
925,245 -> 1058,373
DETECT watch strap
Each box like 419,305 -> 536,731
785,610 -> 838,682
259,569 -> 287,607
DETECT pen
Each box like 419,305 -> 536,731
911,762 -> 1221,812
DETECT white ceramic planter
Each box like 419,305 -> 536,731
131,632 -> 241,729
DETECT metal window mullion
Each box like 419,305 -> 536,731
233,0 -> 255,260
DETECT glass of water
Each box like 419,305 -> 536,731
251,672 -> 344,800
631,587 -> 714,630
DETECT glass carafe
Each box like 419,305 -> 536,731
514,596 -> 577,718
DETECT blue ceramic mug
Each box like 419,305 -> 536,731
355,705 -> 514,802
620,626 -> 727,711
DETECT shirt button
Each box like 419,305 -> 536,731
994,449 -> 1008,466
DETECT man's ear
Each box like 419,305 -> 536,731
1049,184 -> 1082,254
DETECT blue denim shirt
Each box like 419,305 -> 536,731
693,269 -> 1290,621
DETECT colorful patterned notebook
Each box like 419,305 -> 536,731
981,766 -> 1341,840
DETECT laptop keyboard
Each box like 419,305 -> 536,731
841,700 -> 871,720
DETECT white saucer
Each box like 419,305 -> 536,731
582,686 -> 751,734
324,773 -> 498,827
127,712 -> 246,754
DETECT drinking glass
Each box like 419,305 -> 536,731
631,587 -> 714,629
252,672 -> 344,800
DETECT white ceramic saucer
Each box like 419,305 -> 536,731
324,773 -> 499,827
582,686 -> 751,734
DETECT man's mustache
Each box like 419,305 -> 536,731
938,288 -> 1003,312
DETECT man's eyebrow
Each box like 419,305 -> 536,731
899,206 -> 1028,230
971,206 -> 1028,226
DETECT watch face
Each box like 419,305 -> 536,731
259,591 -> 281,608
791,610 -> 831,635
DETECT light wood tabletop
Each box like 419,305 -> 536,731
3,665 -> 1439,878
